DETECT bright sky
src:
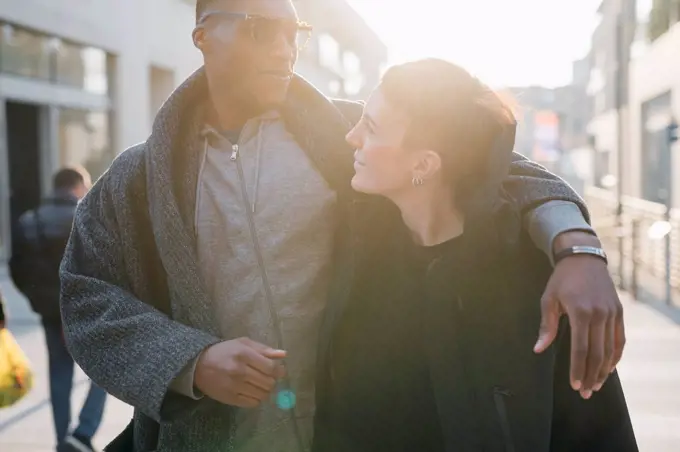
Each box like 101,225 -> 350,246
347,0 -> 600,88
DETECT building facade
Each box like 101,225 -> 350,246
0,0 -> 386,265
628,8 -> 680,206
294,0 -> 387,101
585,0 -> 636,190
507,86 -> 565,172
583,0 -> 680,205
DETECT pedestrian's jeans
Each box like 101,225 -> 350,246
43,321 -> 107,450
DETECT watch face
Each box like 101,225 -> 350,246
555,246 -> 607,264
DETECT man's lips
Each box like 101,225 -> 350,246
260,70 -> 293,80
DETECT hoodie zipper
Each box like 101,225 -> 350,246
493,387 -> 516,452
231,142 -> 306,452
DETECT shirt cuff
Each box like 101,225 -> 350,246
169,355 -> 204,400
524,200 -> 595,266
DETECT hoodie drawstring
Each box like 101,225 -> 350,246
251,121 -> 265,214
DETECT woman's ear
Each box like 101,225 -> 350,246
414,150 -> 443,181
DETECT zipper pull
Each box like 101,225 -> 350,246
230,144 -> 239,161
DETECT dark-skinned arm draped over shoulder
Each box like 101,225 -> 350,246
59,68 -> 589,431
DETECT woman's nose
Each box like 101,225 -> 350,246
346,126 -> 360,148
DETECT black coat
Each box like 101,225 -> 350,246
314,197 -> 638,452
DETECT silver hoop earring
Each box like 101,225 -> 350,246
412,176 -> 424,186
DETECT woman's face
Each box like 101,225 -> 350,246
346,88 -> 427,196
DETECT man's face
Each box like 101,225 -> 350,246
195,0 -> 306,109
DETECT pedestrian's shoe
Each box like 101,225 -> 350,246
63,434 -> 97,452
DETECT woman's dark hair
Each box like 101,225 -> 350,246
380,58 -> 521,242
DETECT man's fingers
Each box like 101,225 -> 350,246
534,297 -> 560,353
611,304 -> 626,372
238,337 -> 284,356
235,393 -> 262,409
594,315 -> 615,390
236,381 -> 270,402
240,347 -> 280,377
569,311 -> 590,392
244,367 -> 277,393
581,309 -> 607,395
262,349 -> 287,360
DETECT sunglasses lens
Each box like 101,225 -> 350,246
251,19 -> 279,44
251,19 -> 310,50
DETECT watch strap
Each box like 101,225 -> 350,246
554,245 -> 608,265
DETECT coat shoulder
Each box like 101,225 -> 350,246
77,142 -> 149,223
331,98 -> 364,126
104,143 -> 148,186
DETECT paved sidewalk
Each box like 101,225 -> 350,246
1,274 -> 679,451
614,292 -> 680,451
0,274 -> 132,451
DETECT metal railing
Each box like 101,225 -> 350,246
585,186 -> 680,308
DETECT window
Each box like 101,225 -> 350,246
59,109 -> 112,180
0,22 -> 109,93
594,150 -> 612,189
632,0 -> 654,57
641,92 -> 673,203
318,33 -> 340,71
54,40 -> 108,94
342,51 -> 363,96
0,23 -> 51,80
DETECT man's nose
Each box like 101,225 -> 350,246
270,33 -> 296,61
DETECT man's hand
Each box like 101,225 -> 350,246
534,231 -> 625,400
194,337 -> 286,408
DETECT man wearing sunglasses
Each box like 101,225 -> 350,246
60,1 -> 624,451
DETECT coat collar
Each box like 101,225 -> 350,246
143,66 -> 356,333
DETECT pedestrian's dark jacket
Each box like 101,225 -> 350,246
60,67 -> 590,451
10,190 -> 78,323
0,288 -> 6,325
313,160 -> 637,452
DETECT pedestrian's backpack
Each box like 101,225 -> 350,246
9,208 -> 70,320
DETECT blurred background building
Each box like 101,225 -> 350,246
0,0 -> 386,268
294,0 -> 387,101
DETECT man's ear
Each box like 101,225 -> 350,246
193,26 -> 207,51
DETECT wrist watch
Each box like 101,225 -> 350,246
553,245 -> 608,265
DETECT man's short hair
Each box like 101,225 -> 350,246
53,167 -> 90,191
196,0 -> 216,22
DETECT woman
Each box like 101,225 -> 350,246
312,59 -> 637,452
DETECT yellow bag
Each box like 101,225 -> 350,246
0,328 -> 33,408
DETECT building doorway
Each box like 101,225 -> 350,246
6,101 -> 42,232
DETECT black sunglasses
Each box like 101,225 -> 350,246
200,11 -> 312,50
